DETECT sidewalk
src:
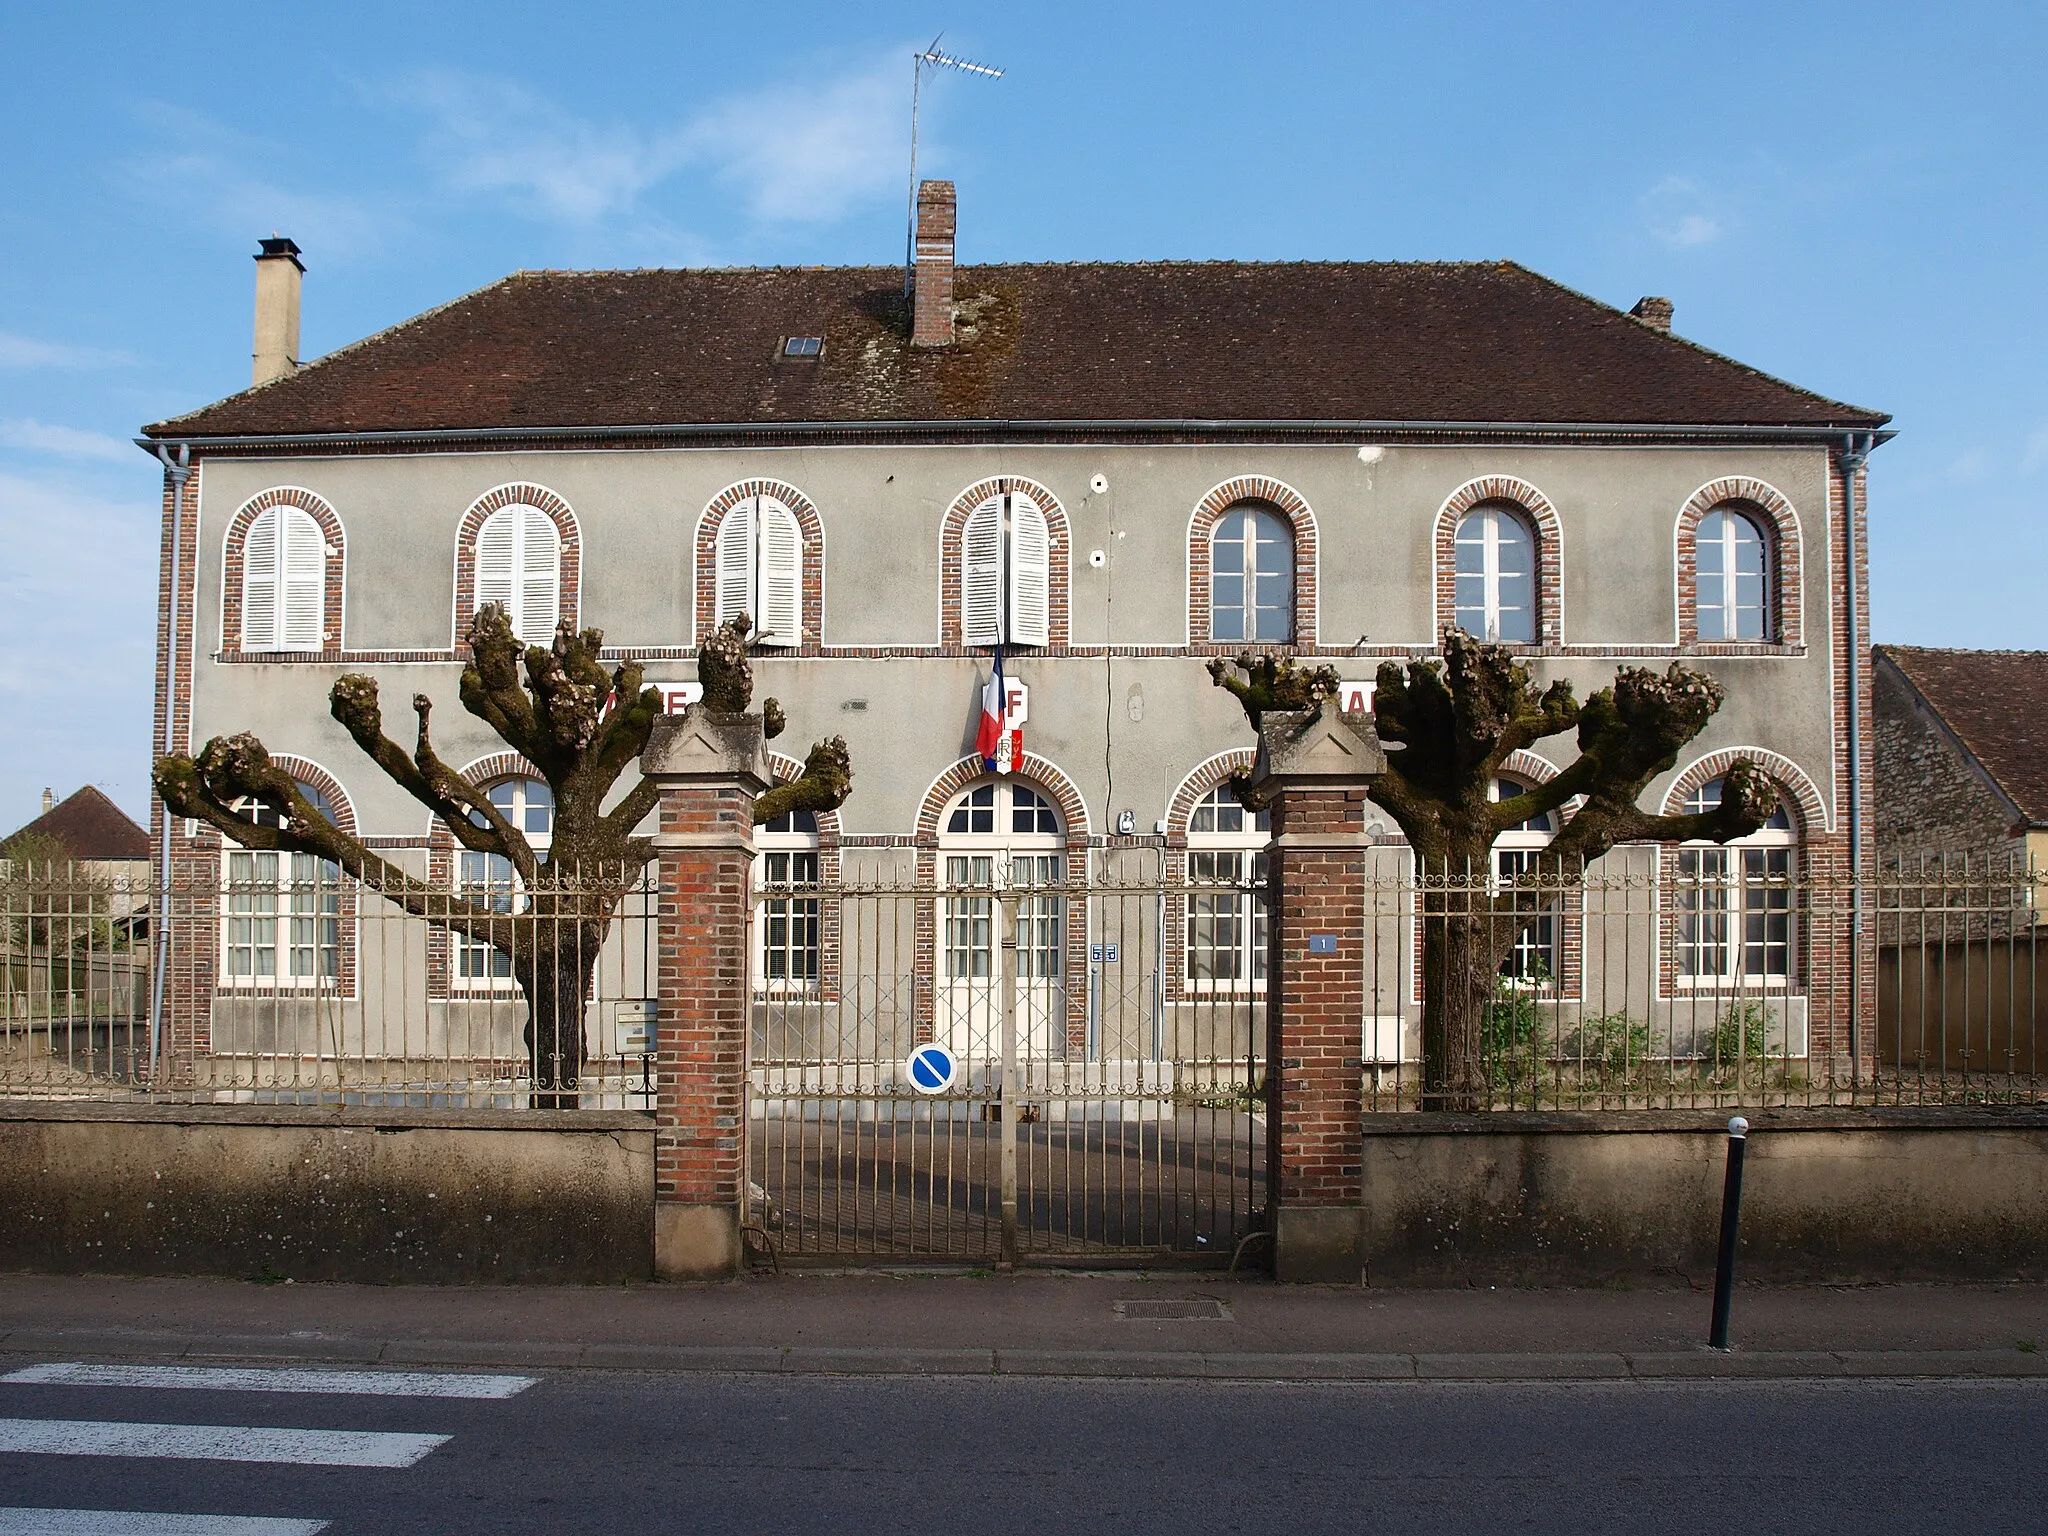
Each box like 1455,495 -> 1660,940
3,1270 -> 2045,1382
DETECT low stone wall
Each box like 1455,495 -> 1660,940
1356,1108 -> 2048,1286
0,1102 -> 654,1284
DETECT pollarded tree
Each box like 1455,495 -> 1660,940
155,607 -> 850,1108
1212,628 -> 1775,1110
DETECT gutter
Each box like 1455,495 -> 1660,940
137,420 -> 1898,454
1839,430 -> 1881,1084
146,441 -> 192,1084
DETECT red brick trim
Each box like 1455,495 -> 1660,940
765,750 -> 842,1001
913,752 -> 1092,845
1163,749 -> 1261,1004
1674,478 -> 1803,648
1660,747 -> 1829,837
693,480 -> 826,652
219,486 -> 346,655
1164,750 -> 1259,845
1492,751 -> 1581,1002
937,477 -> 1070,649
214,753 -> 360,1001
1186,476 -> 1318,648
450,483 -> 581,649
1432,475 -> 1565,648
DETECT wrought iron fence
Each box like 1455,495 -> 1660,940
1,850 -> 2043,1117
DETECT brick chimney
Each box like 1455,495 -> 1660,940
252,236 -> 304,385
1629,295 -> 1674,333
912,181 -> 956,348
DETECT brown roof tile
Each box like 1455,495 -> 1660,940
3,786 -> 150,861
1877,646 -> 2048,824
147,261 -> 1886,439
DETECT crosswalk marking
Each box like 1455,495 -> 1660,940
0,1419 -> 448,1468
3,1364 -> 535,1401
0,1512 -> 328,1535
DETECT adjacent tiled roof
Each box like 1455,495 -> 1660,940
147,261 -> 1886,439
2,786 -> 151,861
1877,647 -> 2048,824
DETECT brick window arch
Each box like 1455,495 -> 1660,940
1187,477 -> 1318,649
696,480 -> 826,651
1675,478 -> 1803,648
220,487 -> 346,656
426,752 -> 548,1000
1433,476 -> 1564,648
938,477 -> 1070,649
1660,748 -> 1828,838
762,751 -> 844,1001
452,484 -> 581,649
1162,751 -> 1262,1002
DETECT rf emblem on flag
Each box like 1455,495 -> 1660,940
976,650 -> 1028,774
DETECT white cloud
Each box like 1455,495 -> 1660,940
1946,447 -> 1993,484
0,420 -> 137,463
120,103 -> 389,258
0,333 -> 134,370
2022,424 -> 2048,475
1643,176 -> 1728,250
387,50 -> 910,229
0,470 -> 159,825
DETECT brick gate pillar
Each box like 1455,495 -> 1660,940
643,711 -> 769,1280
1248,703 -> 1388,1283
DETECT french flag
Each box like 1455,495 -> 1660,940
976,647 -> 1014,772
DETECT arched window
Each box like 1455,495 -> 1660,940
475,506 -> 562,644
936,780 -> 1064,1055
715,495 -> 803,647
1454,505 -> 1537,643
961,493 -> 1051,647
1675,776 -> 1796,986
1696,508 -> 1771,642
756,808 -> 820,990
1490,776 -> 1559,982
1185,784 -> 1269,989
457,778 -> 554,984
222,783 -> 340,984
242,506 -> 327,651
1209,503 -> 1294,643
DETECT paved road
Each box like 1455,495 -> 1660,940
1,1364 -> 2044,1534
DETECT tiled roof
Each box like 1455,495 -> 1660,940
2,786 -> 150,861
147,261 -> 1886,439
1878,646 -> 2048,824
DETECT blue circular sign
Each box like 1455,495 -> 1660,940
905,1043 -> 959,1095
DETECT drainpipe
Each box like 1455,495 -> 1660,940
1838,431 -> 1875,1084
147,441 -> 192,1084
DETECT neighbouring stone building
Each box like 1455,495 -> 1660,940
139,184 -> 1890,1078
1874,645 -> 2048,871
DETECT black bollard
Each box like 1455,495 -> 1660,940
1708,1116 -> 1750,1350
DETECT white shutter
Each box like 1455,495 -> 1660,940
961,496 -> 1004,647
516,506 -> 561,643
242,508 -> 280,650
715,496 -> 757,632
280,509 -> 325,650
755,500 -> 801,647
475,509 -> 517,624
1007,495 -> 1051,647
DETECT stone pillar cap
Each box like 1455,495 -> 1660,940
1248,701 -> 1389,792
641,710 -> 772,791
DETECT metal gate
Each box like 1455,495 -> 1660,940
749,861 -> 1267,1262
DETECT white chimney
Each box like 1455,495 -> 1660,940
41,787 -> 54,816
252,236 -> 304,385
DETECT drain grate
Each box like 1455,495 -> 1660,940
1113,1298 -> 1232,1322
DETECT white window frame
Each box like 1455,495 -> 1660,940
474,506 -> 562,645
455,778 -> 554,990
1454,505 -> 1537,644
219,787 -> 342,989
241,506 -> 328,652
1184,784 -> 1270,992
755,809 -> 821,993
961,494 -> 1051,648
714,495 -> 804,648
939,782 -> 1065,982
1675,779 -> 1797,989
1209,503 -> 1295,644
1696,507 -> 1772,642
1489,776 -> 1560,985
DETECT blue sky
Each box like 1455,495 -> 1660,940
2,0 -> 2042,827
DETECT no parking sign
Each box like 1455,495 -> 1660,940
905,1043 -> 959,1095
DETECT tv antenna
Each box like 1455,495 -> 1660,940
905,35 -> 1004,295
